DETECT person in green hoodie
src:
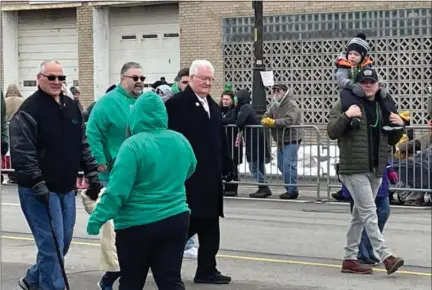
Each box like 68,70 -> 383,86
86,62 -> 144,183
171,67 -> 190,94
87,91 -> 197,290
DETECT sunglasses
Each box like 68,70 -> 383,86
125,75 -> 146,82
42,74 -> 66,82
181,81 -> 189,85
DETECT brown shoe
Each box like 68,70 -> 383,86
341,259 -> 373,274
383,256 -> 404,275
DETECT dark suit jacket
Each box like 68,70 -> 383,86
165,86 -> 232,218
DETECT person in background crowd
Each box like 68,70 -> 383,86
165,60 -> 235,284
220,91 -> 241,197
342,164 -> 394,265
10,60 -> 101,290
5,84 -> 24,121
87,92 -> 197,290
236,89 -> 272,198
152,76 -> 168,89
4,84 -> 25,184
261,84 -> 303,199
86,84 -> 117,122
1,90 -> 8,158
335,32 -> 398,131
61,82 -> 74,100
171,68 -> 190,94
70,86 -> 84,112
87,62 -> 143,186
156,84 -> 174,102
327,67 -> 405,275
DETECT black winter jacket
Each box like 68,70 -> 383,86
9,87 -> 98,193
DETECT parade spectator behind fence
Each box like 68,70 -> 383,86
261,84 -> 303,200
165,60 -> 235,284
342,164 -> 394,265
220,90 -> 242,197
156,84 -> 174,102
335,32 -> 398,131
87,91 -> 197,290
70,86 -> 84,112
236,89 -> 272,198
9,60 -> 101,290
4,84 -> 24,121
86,62 -> 144,185
327,67 -> 406,275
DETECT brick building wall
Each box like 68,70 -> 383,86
179,1 -> 430,97
76,3 -> 94,107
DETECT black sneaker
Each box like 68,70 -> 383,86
249,186 -> 272,198
279,192 -> 299,200
194,272 -> 231,284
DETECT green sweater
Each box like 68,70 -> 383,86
86,85 -> 138,181
87,91 -> 197,232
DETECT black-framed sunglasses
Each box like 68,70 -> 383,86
41,74 -> 66,82
125,75 -> 146,82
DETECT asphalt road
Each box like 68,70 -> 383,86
1,185 -> 431,290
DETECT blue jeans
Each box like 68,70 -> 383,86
358,196 -> 391,261
249,161 -> 266,183
18,187 -> 76,290
277,144 -> 299,193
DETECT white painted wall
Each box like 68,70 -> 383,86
2,11 -> 19,93
108,4 -> 180,85
18,9 -> 78,98
93,6 -> 110,100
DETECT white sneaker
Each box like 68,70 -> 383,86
183,247 -> 198,259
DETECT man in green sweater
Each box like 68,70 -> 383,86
86,62 -> 144,184
87,91 -> 197,289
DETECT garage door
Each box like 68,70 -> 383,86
18,8 -> 78,98
109,4 -> 180,86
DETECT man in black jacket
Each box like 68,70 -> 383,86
10,60 -> 101,290
165,60 -> 235,285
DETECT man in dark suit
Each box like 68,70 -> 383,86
165,60 -> 235,284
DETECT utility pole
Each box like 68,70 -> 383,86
251,0 -> 266,115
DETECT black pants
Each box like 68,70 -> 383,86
187,216 -> 220,277
101,271 -> 121,286
116,212 -> 190,290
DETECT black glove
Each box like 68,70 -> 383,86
352,84 -> 365,98
85,172 -> 101,201
32,181 -> 50,205
1,141 -> 8,156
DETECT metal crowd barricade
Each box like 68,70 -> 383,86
325,125 -> 432,201
223,124 -> 323,200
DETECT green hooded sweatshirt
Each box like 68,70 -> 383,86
171,82 -> 180,94
87,91 -> 197,232
86,85 -> 138,181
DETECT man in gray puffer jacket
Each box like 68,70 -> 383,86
261,84 -> 303,199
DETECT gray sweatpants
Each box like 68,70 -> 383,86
340,172 -> 393,261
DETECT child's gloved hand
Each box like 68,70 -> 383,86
352,84 -> 365,97
261,117 -> 276,127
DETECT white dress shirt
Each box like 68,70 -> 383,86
196,94 -> 210,118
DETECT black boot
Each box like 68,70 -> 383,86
249,185 -> 272,198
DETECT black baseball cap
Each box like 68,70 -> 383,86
355,67 -> 378,83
